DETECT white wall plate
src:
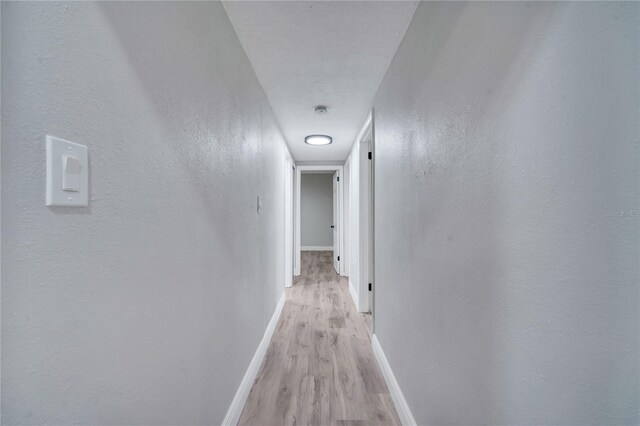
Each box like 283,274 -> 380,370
46,135 -> 89,207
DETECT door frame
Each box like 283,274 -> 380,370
284,153 -> 295,288
369,111 -> 377,331
346,112 -> 376,328
294,165 -> 344,276
360,125 -> 374,315
332,171 -> 340,274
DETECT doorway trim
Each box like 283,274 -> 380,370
359,123 -> 374,316
284,153 -> 295,288
369,110 -> 377,332
345,112 -> 376,327
294,165 -> 344,276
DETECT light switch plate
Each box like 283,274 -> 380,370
46,135 -> 88,206
257,196 -> 262,214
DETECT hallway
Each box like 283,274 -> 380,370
1,1 -> 638,425
239,252 -> 397,425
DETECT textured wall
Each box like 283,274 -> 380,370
300,174 -> 334,247
373,2 -> 639,425
1,2 -> 289,424
224,1 -> 418,162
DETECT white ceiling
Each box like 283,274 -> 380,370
223,1 -> 418,162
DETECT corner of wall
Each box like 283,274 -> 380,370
348,278 -> 359,311
222,292 -> 286,426
371,334 -> 417,426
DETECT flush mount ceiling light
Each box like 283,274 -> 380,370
314,105 -> 328,114
305,135 -> 333,146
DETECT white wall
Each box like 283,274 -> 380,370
300,173 -> 333,248
373,2 -> 639,425
1,2 -> 290,424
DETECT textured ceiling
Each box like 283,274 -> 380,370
224,1 -> 418,161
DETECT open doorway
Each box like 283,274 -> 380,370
284,155 -> 295,288
294,165 -> 344,277
300,172 -> 334,257
344,112 -> 375,332
360,119 -> 375,331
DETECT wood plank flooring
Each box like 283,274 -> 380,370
238,251 -> 400,426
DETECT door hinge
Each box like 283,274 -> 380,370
337,256 -> 340,261
368,152 -> 372,160
369,283 -> 372,291
337,176 -> 340,182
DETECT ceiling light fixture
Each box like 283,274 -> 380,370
305,135 -> 333,146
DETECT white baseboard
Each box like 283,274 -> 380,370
222,292 -> 286,426
371,334 -> 417,426
301,246 -> 333,251
348,279 -> 360,311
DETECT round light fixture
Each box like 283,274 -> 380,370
305,135 -> 333,146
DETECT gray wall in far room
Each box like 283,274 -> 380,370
301,173 -> 334,248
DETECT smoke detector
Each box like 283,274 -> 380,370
314,105 -> 328,114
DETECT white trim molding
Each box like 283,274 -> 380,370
344,112 -> 374,316
301,246 -> 333,251
371,334 -> 417,426
284,152 -> 295,289
348,279 -> 359,311
222,293 -> 286,426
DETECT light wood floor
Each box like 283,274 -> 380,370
238,251 -> 400,426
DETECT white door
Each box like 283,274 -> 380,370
333,171 -> 339,274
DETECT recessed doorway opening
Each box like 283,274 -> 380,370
294,165 -> 344,277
